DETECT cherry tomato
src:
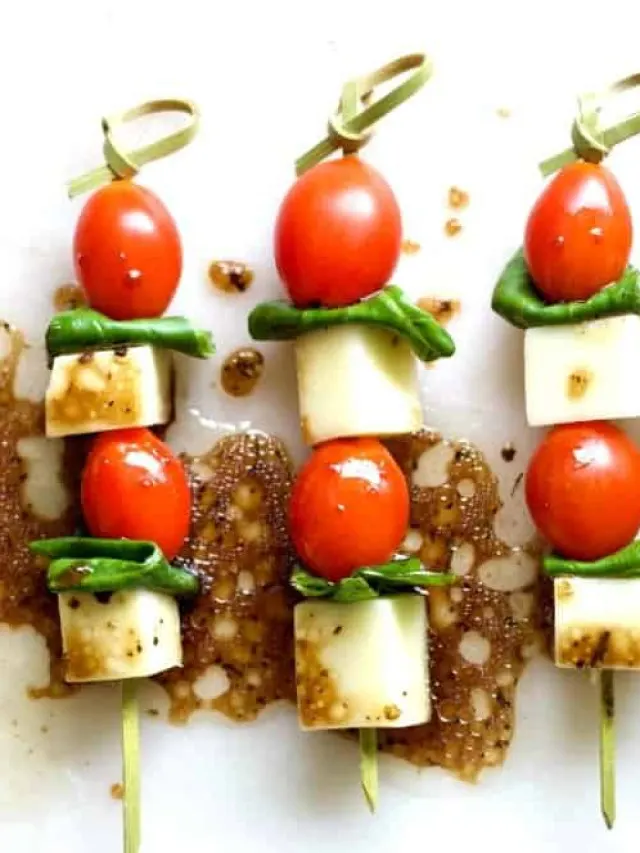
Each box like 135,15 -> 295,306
73,181 -> 182,320
524,161 -> 632,303
289,437 -> 409,581
81,428 -> 190,560
274,156 -> 402,308
525,422 -> 640,561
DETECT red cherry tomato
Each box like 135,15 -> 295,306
74,181 -> 182,320
525,422 -> 640,561
274,156 -> 402,308
81,428 -> 191,560
289,437 -> 409,581
524,161 -> 632,303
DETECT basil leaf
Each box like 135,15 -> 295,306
46,309 -> 215,360
248,286 -> 455,364
291,556 -> 457,602
332,576 -> 378,603
30,537 -> 199,596
492,250 -> 640,329
544,541 -> 640,578
358,567 -> 457,588
290,567 -> 334,598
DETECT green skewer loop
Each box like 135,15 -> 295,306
68,98 -> 200,197
540,72 -> 640,177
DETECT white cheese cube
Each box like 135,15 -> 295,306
294,595 -> 430,730
294,324 -> 422,446
45,345 -> 172,438
525,315 -> 640,427
58,589 -> 182,682
554,576 -> 640,670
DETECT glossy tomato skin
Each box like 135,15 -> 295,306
274,156 -> 402,308
74,181 -> 182,320
81,428 -> 191,560
289,437 -> 409,581
525,421 -> 640,561
524,161 -> 632,303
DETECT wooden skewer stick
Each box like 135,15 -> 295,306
599,669 -> 615,830
122,679 -> 141,853
359,727 -> 378,813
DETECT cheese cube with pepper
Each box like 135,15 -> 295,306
294,595 -> 430,730
294,324 -> 422,446
58,588 -> 182,682
554,576 -> 640,670
45,345 -> 172,437
525,315 -> 640,427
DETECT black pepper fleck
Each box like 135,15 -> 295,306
501,443 -> 516,463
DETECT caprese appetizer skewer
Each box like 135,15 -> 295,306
525,423 -> 640,829
491,73 -> 640,828
290,438 -> 455,809
249,53 -> 454,448
249,53 -> 457,809
31,100 -> 211,853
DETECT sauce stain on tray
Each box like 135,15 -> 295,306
160,433 -> 296,721
384,431 -> 541,780
0,326 -> 79,696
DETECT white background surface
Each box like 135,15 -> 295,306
2,0 -> 640,850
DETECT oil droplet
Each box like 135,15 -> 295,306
53,284 -> 86,312
401,239 -> 421,255
209,261 -> 255,294
417,297 -> 461,327
445,218 -> 462,237
220,348 -> 265,397
448,187 -> 469,210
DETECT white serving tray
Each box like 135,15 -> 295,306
1,1 -> 639,850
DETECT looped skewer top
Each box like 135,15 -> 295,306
296,52 -> 433,175
68,98 -> 200,198
540,72 -> 640,177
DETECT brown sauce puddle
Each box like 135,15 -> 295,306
0,328 -> 542,782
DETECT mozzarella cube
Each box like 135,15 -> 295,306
294,324 -> 422,446
58,589 -> 182,682
554,576 -> 640,670
525,315 -> 640,427
45,345 -> 172,438
294,595 -> 430,730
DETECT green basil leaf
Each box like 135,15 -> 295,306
291,556 -> 457,601
544,541 -> 640,578
290,567 -> 334,597
358,567 -> 457,588
492,250 -> 640,329
30,537 -> 199,596
46,309 -> 215,360
332,576 -> 378,603
248,286 -> 455,364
